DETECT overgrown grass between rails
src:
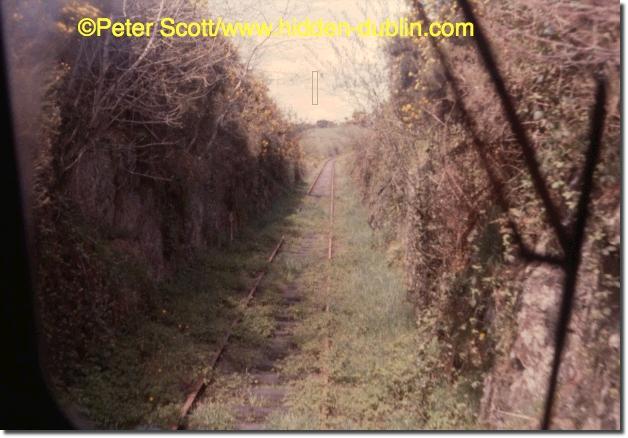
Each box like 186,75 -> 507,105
271,156 -> 480,430
186,170 -> 332,430
61,184 -> 307,430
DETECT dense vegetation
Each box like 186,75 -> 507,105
5,0 -> 300,393
353,0 -> 619,429
3,0 -> 619,430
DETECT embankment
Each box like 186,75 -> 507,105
6,1 -> 301,384
352,0 -> 619,429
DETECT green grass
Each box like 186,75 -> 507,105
62,161 -> 329,430
269,156 -> 479,430
62,184 -> 305,430
185,170 -> 332,430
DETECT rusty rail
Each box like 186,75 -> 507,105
173,236 -> 285,430
328,161 -> 335,260
177,157 -> 336,430
308,158 -> 332,196
320,159 -> 336,427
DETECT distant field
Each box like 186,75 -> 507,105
298,124 -> 369,173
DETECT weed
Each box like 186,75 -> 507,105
272,156 -> 479,430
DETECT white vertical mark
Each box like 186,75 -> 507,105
312,71 -> 319,105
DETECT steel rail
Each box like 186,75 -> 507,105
320,159 -> 335,427
308,158 -> 333,196
173,236 -> 285,430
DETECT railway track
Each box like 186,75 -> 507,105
308,158 -> 334,196
320,159 -> 335,427
173,158 -> 336,430
173,237 -> 285,430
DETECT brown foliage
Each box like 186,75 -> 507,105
354,0 -> 619,428
6,0 -> 301,382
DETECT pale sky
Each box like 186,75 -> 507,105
207,0 -> 407,122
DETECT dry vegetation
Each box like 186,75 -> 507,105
353,0 -> 619,429
5,0 -> 300,389
2,0 -> 620,430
